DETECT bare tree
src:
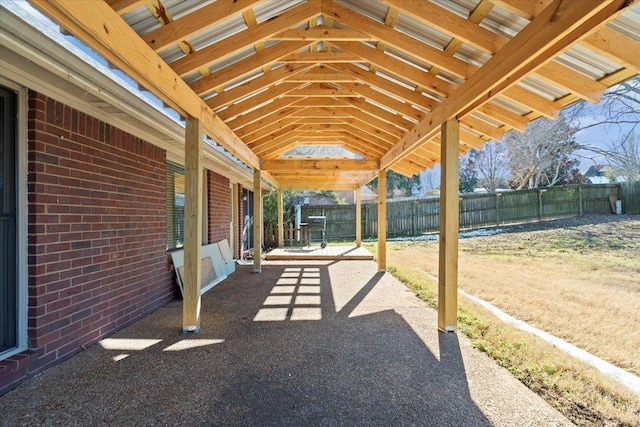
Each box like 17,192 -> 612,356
572,76 -> 640,181
419,168 -> 439,195
602,131 -> 640,182
473,140 -> 509,192
504,113 -> 582,190
574,76 -> 640,134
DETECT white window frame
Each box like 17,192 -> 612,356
0,77 -> 28,361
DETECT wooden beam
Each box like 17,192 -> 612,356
335,65 -> 438,113
142,0 -> 263,51
281,52 -> 362,63
106,0 -> 144,15
29,0 -> 260,170
332,41 -> 455,98
284,84 -> 357,97
183,116 -> 203,333
253,169 -> 262,273
438,118 -> 459,332
206,64 -> 313,109
273,27 -> 374,41
381,0 -> 629,169
382,0 -> 610,104
381,0 -> 503,55
377,169 -> 387,271
189,41 -> 312,96
216,82 -> 303,121
171,1 -> 320,76
322,0 -> 473,79
261,158 -> 379,171
582,27 -> 640,72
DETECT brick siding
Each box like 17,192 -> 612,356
207,170 -> 231,244
1,91 -> 176,395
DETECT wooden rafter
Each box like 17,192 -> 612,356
30,0 -> 640,192
380,0 -> 634,169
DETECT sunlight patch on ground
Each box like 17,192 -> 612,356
163,339 -> 225,352
254,267 -> 323,322
99,338 -> 161,351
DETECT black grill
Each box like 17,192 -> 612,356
307,216 -> 326,231
307,216 -> 327,248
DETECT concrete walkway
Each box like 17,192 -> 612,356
0,261 -> 571,426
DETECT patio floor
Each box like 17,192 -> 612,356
0,260 -> 570,426
265,244 -> 374,261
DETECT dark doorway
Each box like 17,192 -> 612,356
0,85 -> 17,353
242,188 -> 254,253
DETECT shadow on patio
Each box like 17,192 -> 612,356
0,261 -> 569,426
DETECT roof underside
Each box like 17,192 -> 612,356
29,0 -> 640,190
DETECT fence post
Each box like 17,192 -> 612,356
577,185 -> 583,216
496,192 -> 501,226
412,200 -> 417,236
538,189 -> 545,221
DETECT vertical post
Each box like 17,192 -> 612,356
183,116 -> 203,334
277,189 -> 284,247
496,192 -> 501,226
355,187 -> 362,247
577,185 -> 583,216
253,169 -> 262,273
438,118 -> 459,332
538,189 -> 544,221
377,169 -> 387,271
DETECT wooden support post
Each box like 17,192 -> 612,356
183,116 -> 203,334
496,192 -> 502,227
355,187 -> 362,247
253,169 -> 262,273
377,169 -> 387,271
438,118 -> 459,332
277,189 -> 284,247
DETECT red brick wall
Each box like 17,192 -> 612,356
207,170 -> 231,244
0,91 -> 175,395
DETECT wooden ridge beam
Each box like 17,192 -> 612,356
280,51 -> 362,63
272,27 -> 374,41
262,158 -> 379,171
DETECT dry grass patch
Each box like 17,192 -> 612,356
365,214 -> 640,426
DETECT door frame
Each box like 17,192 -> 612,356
0,77 -> 28,361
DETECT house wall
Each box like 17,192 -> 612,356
207,170 -> 231,244
0,91 -> 176,395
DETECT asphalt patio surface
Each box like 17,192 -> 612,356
0,260 -> 571,426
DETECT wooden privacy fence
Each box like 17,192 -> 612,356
300,183 -> 639,241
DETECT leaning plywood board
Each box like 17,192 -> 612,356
217,239 -> 236,276
171,242 -> 233,297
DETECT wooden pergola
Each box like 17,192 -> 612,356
30,0 -> 640,333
